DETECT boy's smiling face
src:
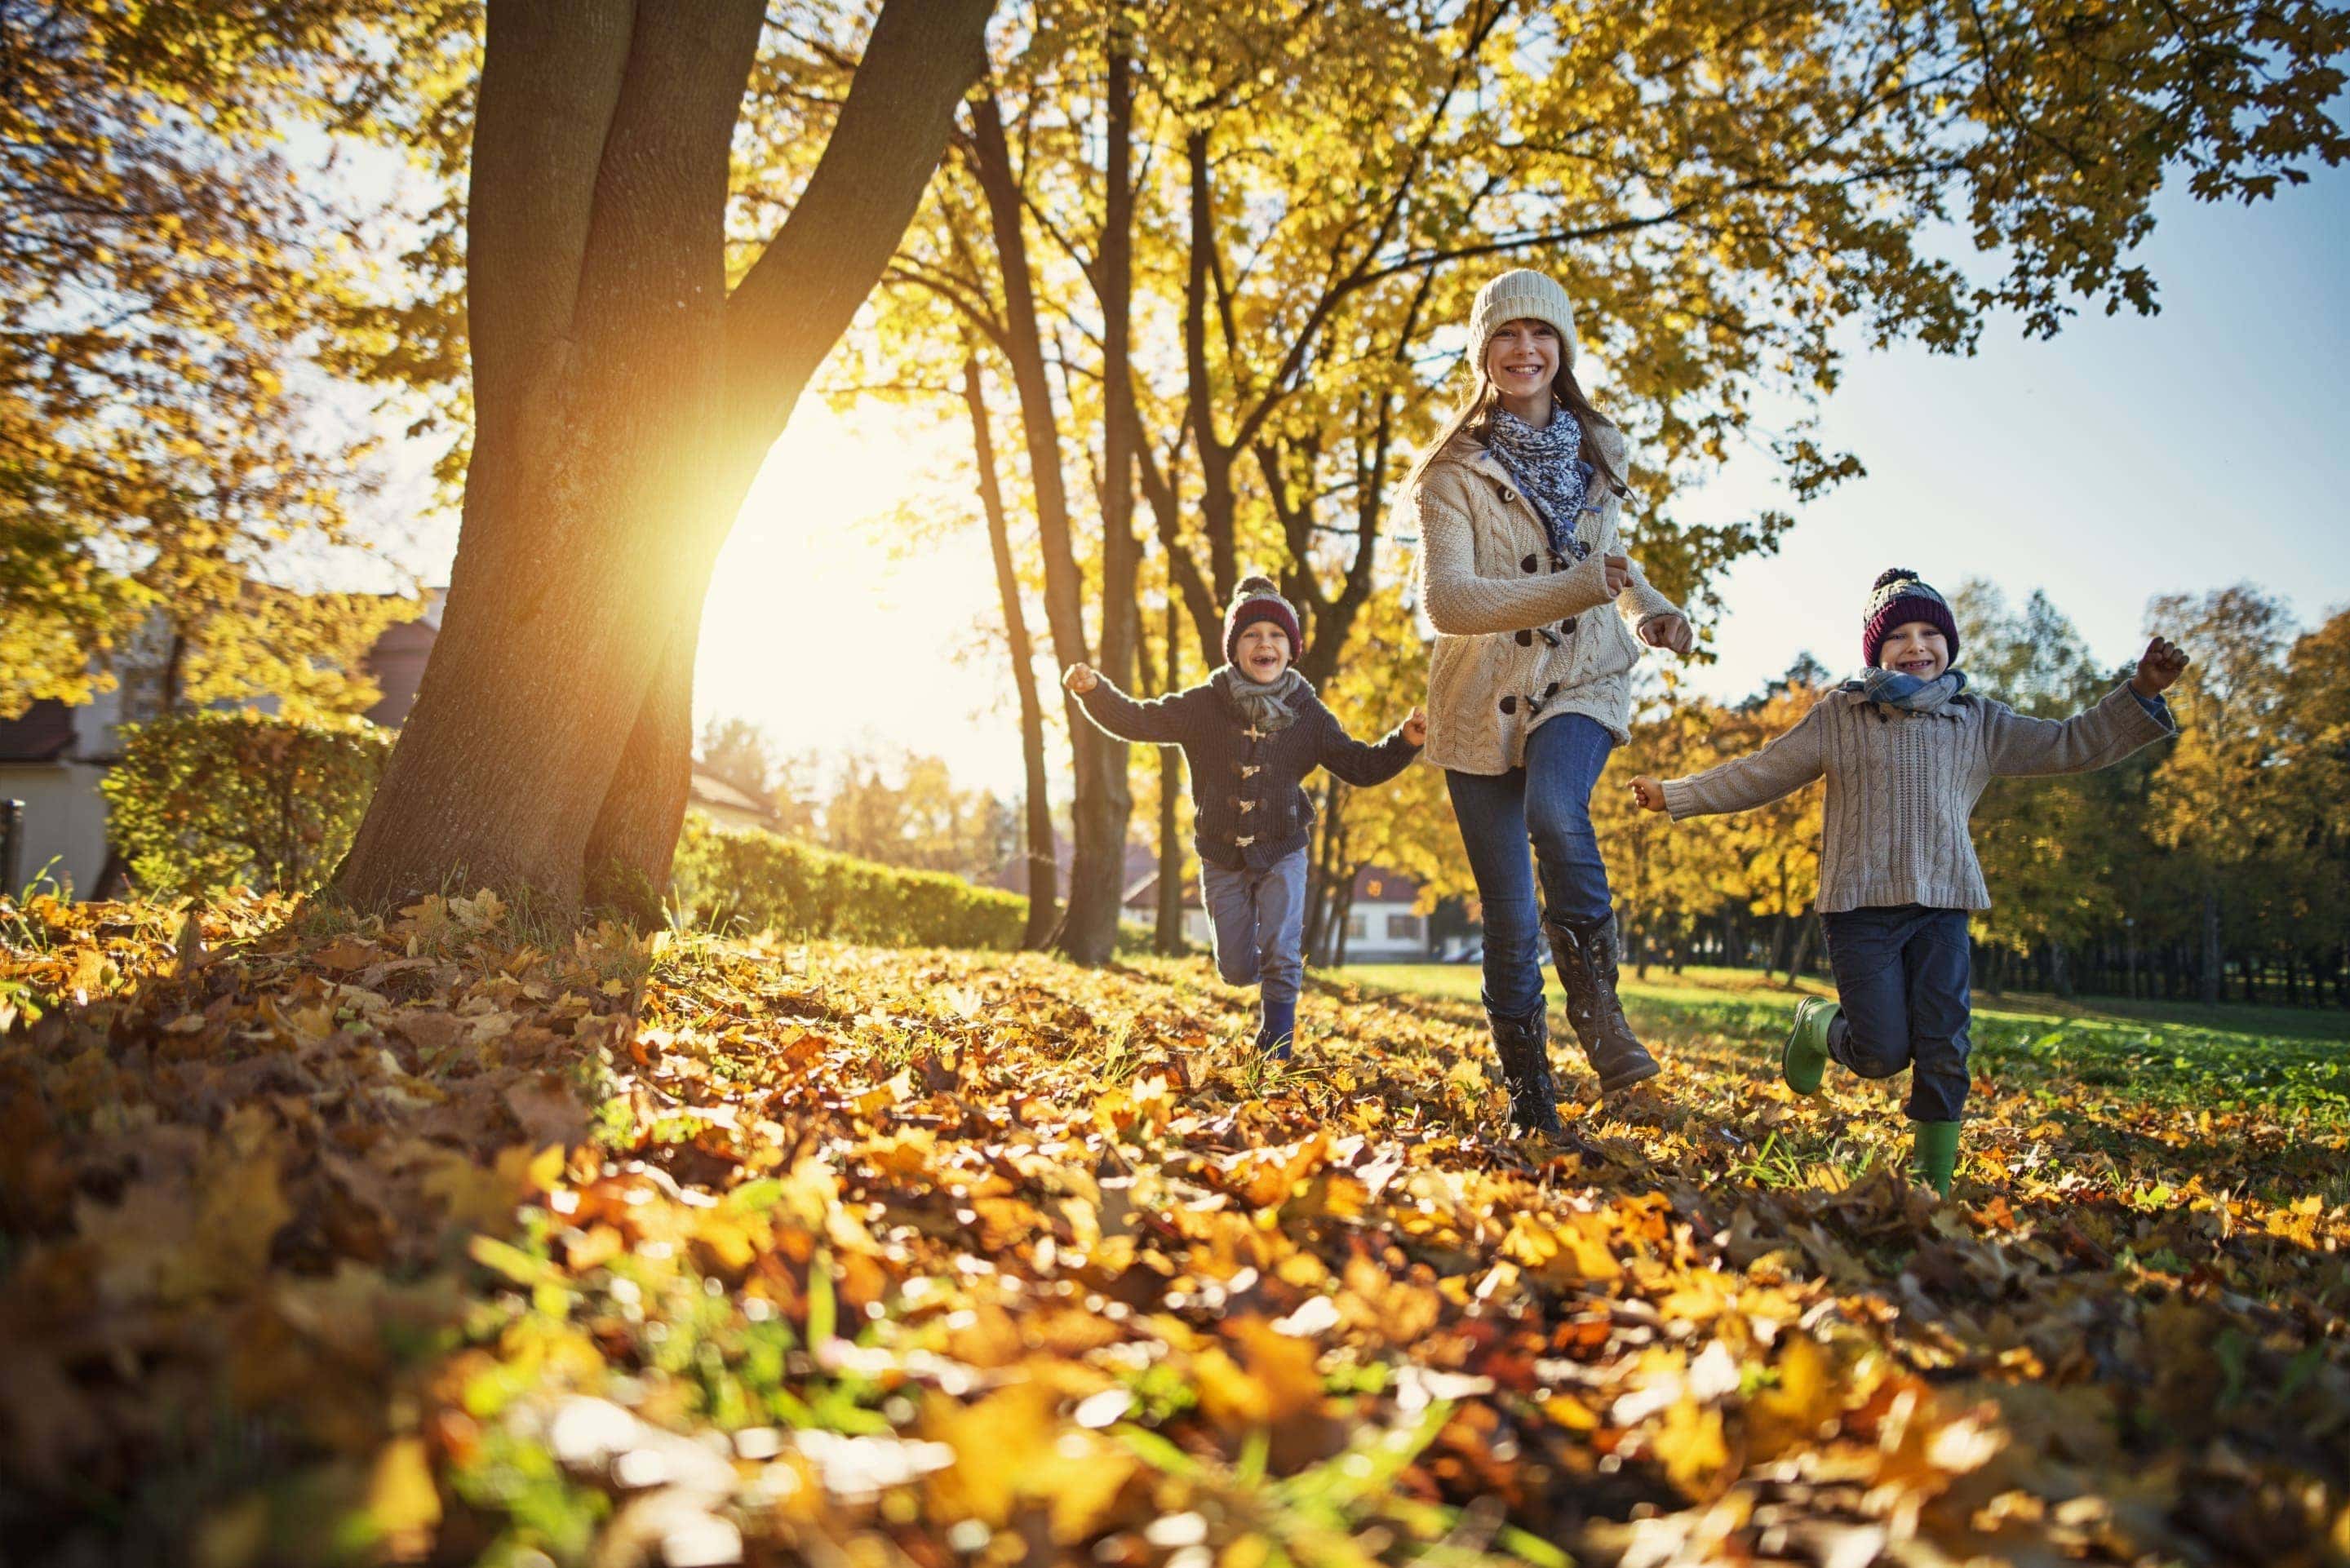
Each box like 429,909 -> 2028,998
1235,621 -> 1293,682
1878,620 -> 1950,680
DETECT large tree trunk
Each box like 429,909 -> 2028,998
335,0 -> 993,919
963,357 -> 1058,950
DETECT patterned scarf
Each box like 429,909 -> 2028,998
1221,667 -> 1310,734
1486,405 -> 1591,561
1842,667 -> 1969,715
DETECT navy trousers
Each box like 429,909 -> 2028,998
1820,903 -> 1973,1122
1444,713 -> 1617,1022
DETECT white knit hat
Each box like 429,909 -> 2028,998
1467,268 -> 1578,374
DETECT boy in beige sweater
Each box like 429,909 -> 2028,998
1629,569 -> 2189,1196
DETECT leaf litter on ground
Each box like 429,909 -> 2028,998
0,890 -> 2344,1566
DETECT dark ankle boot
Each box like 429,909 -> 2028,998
1487,1006 -> 1564,1136
1545,912 -> 1661,1095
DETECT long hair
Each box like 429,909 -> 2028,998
1400,346 -> 1623,501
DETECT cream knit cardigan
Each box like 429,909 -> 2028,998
1661,682 -> 2176,913
1412,424 -> 1683,773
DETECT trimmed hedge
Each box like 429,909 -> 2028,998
670,813 -> 1026,950
100,711 -> 393,895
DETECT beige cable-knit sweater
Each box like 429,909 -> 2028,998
1412,426 -> 1683,773
1661,682 -> 2177,912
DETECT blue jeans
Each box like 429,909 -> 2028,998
1445,713 -> 1616,1021
1820,904 -> 1973,1122
1200,848 -> 1307,1047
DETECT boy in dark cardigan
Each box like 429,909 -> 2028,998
1064,577 -> 1426,1059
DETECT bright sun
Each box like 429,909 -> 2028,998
691,402 -> 1035,799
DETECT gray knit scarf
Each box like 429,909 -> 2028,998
1842,667 -> 1968,715
1221,667 -> 1309,733
1486,405 -> 1591,561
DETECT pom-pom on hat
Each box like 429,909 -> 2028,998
1223,575 -> 1302,667
1467,269 -> 1579,375
1861,568 -> 1960,669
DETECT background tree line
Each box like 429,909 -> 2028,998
695,719 -> 1022,887
1598,587 -> 2350,1008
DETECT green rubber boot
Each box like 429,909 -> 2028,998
1781,997 -> 1838,1096
1911,1120 -> 1961,1198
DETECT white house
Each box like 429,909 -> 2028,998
1335,866 -> 1432,963
0,594 -> 454,900
0,695 -> 125,897
1115,862 -> 1434,963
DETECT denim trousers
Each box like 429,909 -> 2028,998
1199,847 -> 1308,1040
1444,712 -> 1616,1021
1820,903 -> 1973,1122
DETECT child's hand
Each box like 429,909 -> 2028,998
1062,663 -> 1098,695
2131,636 -> 2190,698
1602,553 -> 1633,596
1628,776 -> 1668,813
1401,706 -> 1427,746
1638,613 -> 1694,655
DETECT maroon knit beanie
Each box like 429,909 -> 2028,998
1223,575 -> 1302,667
1860,567 -> 1960,669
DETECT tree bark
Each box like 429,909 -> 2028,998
1148,591 -> 1187,956
967,89 -> 1128,963
2200,884 -> 2223,1005
963,357 -> 1058,950
1093,32 -> 1142,950
335,0 -> 993,919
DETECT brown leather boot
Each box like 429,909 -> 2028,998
1545,912 -> 1662,1095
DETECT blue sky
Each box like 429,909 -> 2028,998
1675,162 -> 2349,702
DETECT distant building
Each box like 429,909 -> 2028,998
1116,862 -> 1434,964
689,771 -> 782,834
361,588 -> 446,726
0,592 -> 446,899
0,697 -> 119,897
1333,866 -> 1432,963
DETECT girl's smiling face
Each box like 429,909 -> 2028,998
1235,620 -> 1293,682
1483,318 -> 1561,408
1878,621 -> 1950,680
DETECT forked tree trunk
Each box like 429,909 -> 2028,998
335,0 -> 993,919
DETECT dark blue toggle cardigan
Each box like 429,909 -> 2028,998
1075,668 -> 1421,872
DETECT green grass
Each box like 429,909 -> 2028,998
1332,960 -> 2350,1127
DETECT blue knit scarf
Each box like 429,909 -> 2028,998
1842,667 -> 1968,714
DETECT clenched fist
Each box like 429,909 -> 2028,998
1601,553 -> 1633,596
1638,613 -> 1695,655
1401,707 -> 1428,746
2130,636 -> 2190,698
1062,663 -> 1099,695
1629,776 -> 1668,813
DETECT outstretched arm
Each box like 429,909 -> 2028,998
1319,704 -> 1425,786
1622,559 -> 1695,655
1658,700 -> 1829,819
1985,639 -> 2186,777
1064,665 -> 1195,745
